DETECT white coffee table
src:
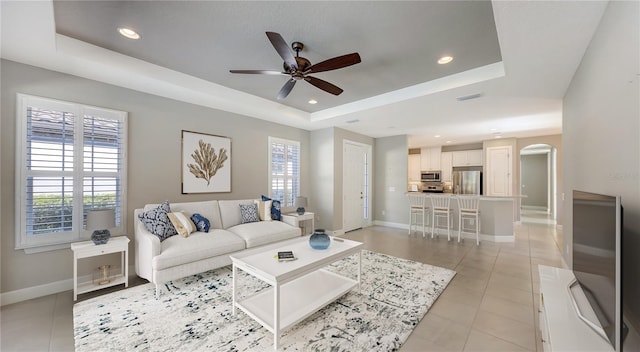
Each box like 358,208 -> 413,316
230,236 -> 363,350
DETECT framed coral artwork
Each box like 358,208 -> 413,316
181,130 -> 231,194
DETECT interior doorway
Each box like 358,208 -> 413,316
520,144 -> 557,223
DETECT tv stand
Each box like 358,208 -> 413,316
538,265 -> 614,351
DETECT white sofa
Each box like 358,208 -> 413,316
135,199 -> 301,295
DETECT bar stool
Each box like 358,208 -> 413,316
430,194 -> 453,241
408,193 -> 430,237
457,195 -> 481,245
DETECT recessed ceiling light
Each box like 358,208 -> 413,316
118,27 -> 140,40
438,56 -> 453,64
308,99 -> 317,104
434,135 -> 441,138
446,140 -> 452,144
494,135 -> 502,139
490,128 -> 497,131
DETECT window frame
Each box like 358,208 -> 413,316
267,136 -> 300,207
14,94 -> 128,251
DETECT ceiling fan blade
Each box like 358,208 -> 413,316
304,76 -> 343,96
229,70 -> 287,75
266,32 -> 298,71
305,53 -> 361,74
277,78 -> 296,100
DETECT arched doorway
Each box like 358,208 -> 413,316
520,144 -> 557,224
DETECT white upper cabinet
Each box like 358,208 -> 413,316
441,152 -> 453,182
452,150 -> 483,167
408,154 -> 421,181
420,147 -> 442,171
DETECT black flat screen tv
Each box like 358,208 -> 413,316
572,190 -> 622,350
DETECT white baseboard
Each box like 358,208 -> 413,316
1,265 -> 137,306
373,220 -> 409,230
373,221 -> 515,242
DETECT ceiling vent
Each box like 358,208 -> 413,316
456,93 -> 483,101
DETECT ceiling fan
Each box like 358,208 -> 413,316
230,32 -> 361,100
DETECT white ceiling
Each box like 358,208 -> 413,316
1,1 -> 608,148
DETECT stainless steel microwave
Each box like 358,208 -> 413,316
421,170 -> 442,182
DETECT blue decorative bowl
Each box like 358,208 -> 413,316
309,229 -> 330,250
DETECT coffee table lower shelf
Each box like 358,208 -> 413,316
236,269 -> 357,333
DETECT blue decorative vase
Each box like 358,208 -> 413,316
309,229 -> 330,250
91,229 -> 111,245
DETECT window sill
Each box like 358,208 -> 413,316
23,243 -> 71,254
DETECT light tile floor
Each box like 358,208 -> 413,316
1,209 -> 565,351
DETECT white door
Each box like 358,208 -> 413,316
486,146 -> 512,196
343,142 -> 366,232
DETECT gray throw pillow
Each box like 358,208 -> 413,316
239,204 -> 260,224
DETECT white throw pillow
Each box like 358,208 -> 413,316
167,211 -> 197,238
254,199 -> 273,221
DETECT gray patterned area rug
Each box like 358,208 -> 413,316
74,250 -> 455,351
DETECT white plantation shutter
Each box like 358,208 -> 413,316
268,137 -> 300,207
15,94 -> 127,250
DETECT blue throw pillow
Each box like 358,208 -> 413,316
190,213 -> 210,233
261,195 -> 282,221
137,201 -> 177,242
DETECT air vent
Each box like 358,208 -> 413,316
346,119 -> 359,124
456,93 -> 483,101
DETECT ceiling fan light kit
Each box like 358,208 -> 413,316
230,32 -> 361,100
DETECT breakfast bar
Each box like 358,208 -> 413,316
407,193 -> 517,242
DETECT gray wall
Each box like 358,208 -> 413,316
563,1 -> 640,347
374,135 -> 408,225
1,60 -> 310,293
309,128 -> 335,231
309,127 -> 374,232
521,154 -> 548,208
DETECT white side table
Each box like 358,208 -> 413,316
71,236 -> 129,301
282,212 -> 315,235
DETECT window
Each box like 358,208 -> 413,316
15,94 -> 127,250
268,137 -> 300,207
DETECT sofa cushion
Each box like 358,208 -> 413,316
152,229 -> 246,271
138,201 -> 177,242
239,204 -> 260,224
228,221 -> 301,248
218,199 -> 256,229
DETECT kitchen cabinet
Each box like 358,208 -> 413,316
408,154 -> 421,181
441,152 -> 453,182
420,147 -> 441,171
452,150 -> 483,167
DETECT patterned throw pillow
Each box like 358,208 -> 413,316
138,201 -> 177,242
239,204 -> 260,224
190,213 -> 210,233
261,195 -> 282,221
167,211 -> 196,238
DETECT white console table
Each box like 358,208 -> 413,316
282,212 -> 314,235
71,236 -> 129,301
538,265 -> 614,351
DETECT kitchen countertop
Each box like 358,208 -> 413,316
406,192 -> 526,199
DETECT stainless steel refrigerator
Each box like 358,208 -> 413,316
453,170 -> 482,195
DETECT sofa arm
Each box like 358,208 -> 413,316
134,208 -> 161,282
